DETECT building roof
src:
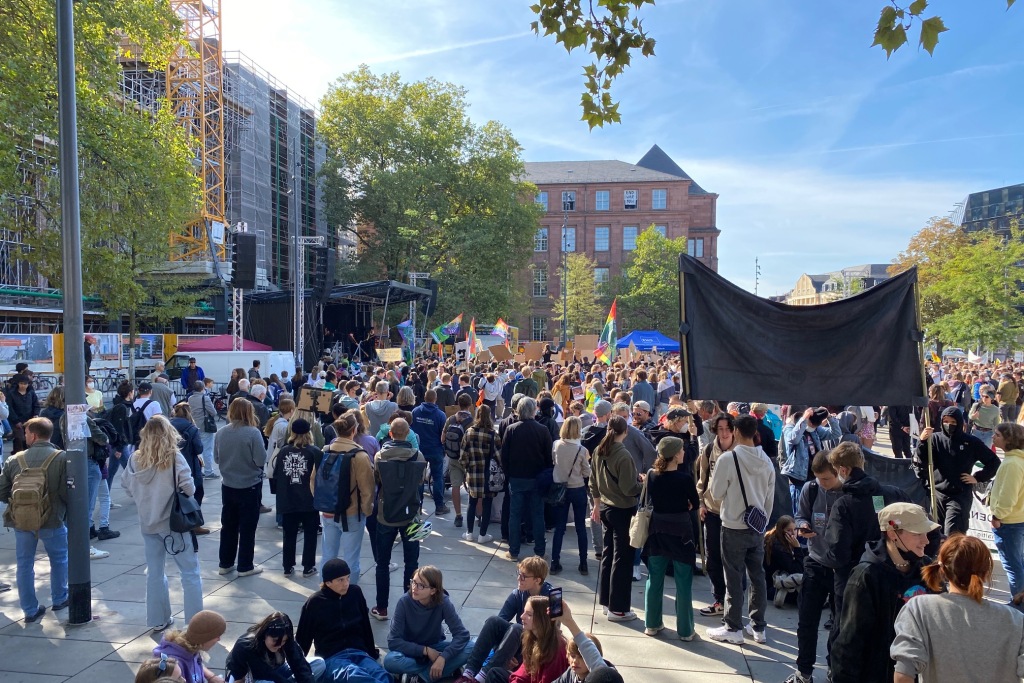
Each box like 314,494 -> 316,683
523,145 -> 711,194
635,144 -> 709,195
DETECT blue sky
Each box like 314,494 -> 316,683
220,0 -> 1023,296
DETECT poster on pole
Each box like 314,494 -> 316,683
66,403 -> 91,441
967,480 -> 997,551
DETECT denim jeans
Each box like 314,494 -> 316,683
321,513 -> 366,584
200,432 -> 216,475
551,486 -> 589,565
219,483 -> 261,572
143,531 -> 203,628
87,459 -> 101,529
374,522 -> 420,611
645,556 -> 693,637
721,527 -> 767,632
15,525 -> 68,617
508,477 -> 545,558
975,429 -> 994,448
383,639 -> 474,681
93,478 -> 111,529
424,451 -> 445,508
107,445 -> 132,489
465,617 -> 522,676
995,521 -> 1024,601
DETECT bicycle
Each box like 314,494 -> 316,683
31,374 -> 55,393
98,368 -> 128,393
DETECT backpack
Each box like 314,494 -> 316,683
313,448 -> 361,531
129,400 -> 155,446
376,453 -> 427,527
9,450 -> 64,532
485,432 -> 505,492
92,416 -> 122,450
443,414 -> 472,459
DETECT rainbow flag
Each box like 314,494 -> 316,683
396,319 -> 415,364
493,318 -> 510,338
431,313 -> 463,343
467,317 -> 480,359
594,299 -> 617,364
930,351 -> 941,363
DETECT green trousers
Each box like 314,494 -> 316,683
644,555 -> 695,637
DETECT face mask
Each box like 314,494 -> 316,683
942,423 -> 955,436
86,382 -> 94,389
897,546 -> 920,563
805,425 -> 815,432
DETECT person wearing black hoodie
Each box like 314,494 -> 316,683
226,611 -> 323,683
914,405 -> 1001,535
822,442 -> 909,657
295,559 -> 386,681
830,503 -> 937,683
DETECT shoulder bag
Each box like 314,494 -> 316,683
169,460 -> 204,552
731,451 -> 768,534
546,445 -> 583,505
628,469 -> 654,549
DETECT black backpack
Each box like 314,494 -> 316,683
129,400 -> 155,446
376,453 -> 427,527
313,448 -> 362,530
443,414 -> 472,459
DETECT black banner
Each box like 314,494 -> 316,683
679,255 -> 925,407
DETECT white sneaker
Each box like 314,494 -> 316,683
632,565 -> 642,581
89,546 -> 109,560
238,567 -> 264,577
477,534 -> 494,544
109,503 -> 122,509
744,623 -> 767,643
607,610 -> 637,622
388,562 -> 399,573
462,531 -> 479,542
707,625 -> 744,644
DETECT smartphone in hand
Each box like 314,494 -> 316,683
548,587 -> 563,618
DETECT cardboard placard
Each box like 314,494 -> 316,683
445,405 -> 461,418
514,353 -> 526,364
559,349 -> 571,362
296,385 -> 333,413
377,348 -> 403,362
574,335 -> 600,359
571,385 -> 585,401
487,344 -> 514,362
524,342 -> 544,362
477,350 -> 493,362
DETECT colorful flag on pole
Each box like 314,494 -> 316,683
396,319 -> 414,364
929,351 -> 941,363
431,313 -> 463,343
467,317 -> 480,359
594,299 -> 617,364
493,318 -> 510,338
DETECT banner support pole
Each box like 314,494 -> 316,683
678,265 -> 692,399
913,279 -> 938,521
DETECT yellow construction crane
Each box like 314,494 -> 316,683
167,0 -> 227,263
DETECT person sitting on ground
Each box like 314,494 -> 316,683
458,557 -> 554,683
552,601 -> 614,683
481,595 -> 567,683
226,611 -> 325,683
135,655 -> 186,683
296,559 -> 388,683
153,610 -> 227,683
383,565 -> 474,682
764,515 -> 804,609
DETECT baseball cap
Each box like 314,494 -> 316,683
632,400 -> 651,413
877,503 -> 939,535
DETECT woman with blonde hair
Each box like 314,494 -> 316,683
550,416 -> 592,576
122,415 -> 204,632
892,533 -> 1024,683
215,398 -> 267,578
291,408 -> 325,449
990,421 -> 1024,602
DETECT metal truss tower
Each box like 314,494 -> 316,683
167,0 -> 227,262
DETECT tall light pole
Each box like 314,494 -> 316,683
560,208 -> 568,348
56,0 -> 92,625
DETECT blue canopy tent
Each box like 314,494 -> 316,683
616,330 -> 680,352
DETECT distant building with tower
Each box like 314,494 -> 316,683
780,264 -> 892,306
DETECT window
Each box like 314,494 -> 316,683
534,228 -> 548,252
652,189 -> 667,210
623,190 -> 638,210
561,227 -> 576,252
562,191 -> 576,212
594,226 -> 610,251
595,190 -> 610,211
533,268 -> 548,297
687,237 -> 704,258
532,316 -> 548,342
623,226 -> 638,251
594,267 -> 610,284
536,192 -> 548,211
654,225 -> 667,238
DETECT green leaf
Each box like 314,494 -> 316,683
908,0 -> 928,16
919,16 -> 948,55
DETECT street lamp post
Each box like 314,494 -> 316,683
561,209 -> 568,348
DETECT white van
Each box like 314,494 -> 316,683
165,351 -> 296,386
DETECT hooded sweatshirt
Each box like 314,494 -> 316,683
152,640 -> 204,683
795,479 -> 845,566
364,398 -> 398,436
295,583 -> 378,660
708,443 -> 776,531
914,406 -> 1000,496
822,467 -> 908,575
990,448 -> 1024,524
836,411 -> 861,444
121,452 -> 195,534
830,538 -> 931,683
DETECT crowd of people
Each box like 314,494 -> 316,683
4,351 -> 1024,682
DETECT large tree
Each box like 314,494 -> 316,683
551,252 -> 604,338
318,66 -> 541,326
889,216 -> 970,351
619,226 -> 688,334
529,0 -> 1016,128
0,0 -> 205,350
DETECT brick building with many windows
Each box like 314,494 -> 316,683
519,145 -> 719,341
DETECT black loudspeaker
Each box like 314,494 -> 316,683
424,278 -> 438,317
311,246 -> 336,304
212,291 -> 228,334
232,234 -> 258,290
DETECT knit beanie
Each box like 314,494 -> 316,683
322,558 -> 351,583
184,610 -> 227,645
656,436 -> 684,461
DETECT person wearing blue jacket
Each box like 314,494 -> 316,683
411,390 -> 449,515
781,407 -> 840,516
384,565 -> 473,682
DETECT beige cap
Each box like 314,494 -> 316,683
877,502 -> 940,534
